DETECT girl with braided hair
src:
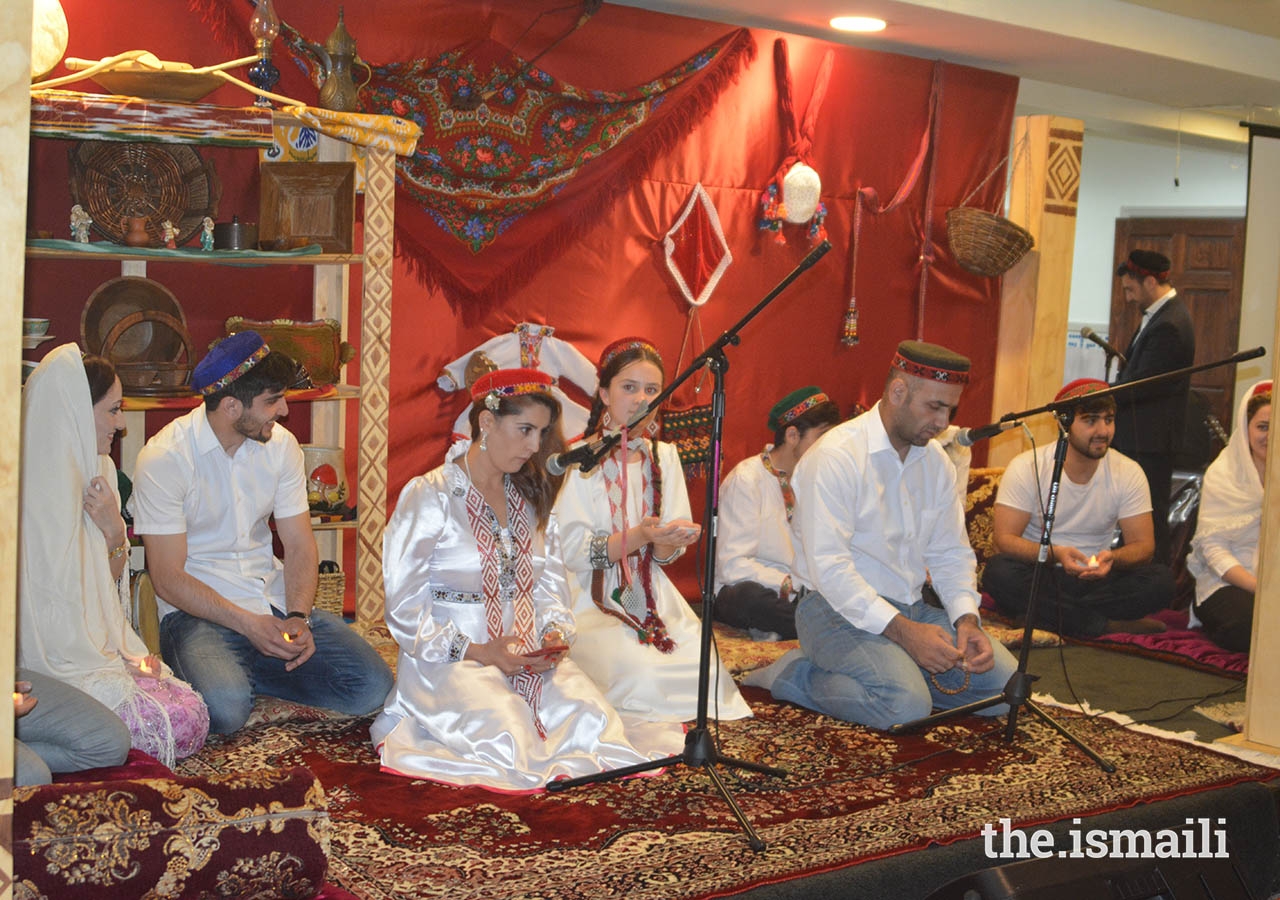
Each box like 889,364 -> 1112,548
554,339 -> 751,722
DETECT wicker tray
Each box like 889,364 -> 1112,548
69,140 -> 221,247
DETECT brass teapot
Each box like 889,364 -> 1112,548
298,7 -> 372,113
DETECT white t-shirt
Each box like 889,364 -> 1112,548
129,406 -> 310,618
995,444 -> 1151,557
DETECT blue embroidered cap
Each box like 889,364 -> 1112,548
192,331 -> 271,395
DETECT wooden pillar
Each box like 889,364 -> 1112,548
356,147 -> 395,625
2,5 -> 34,895
988,116 -> 1084,466
1220,284 -> 1280,753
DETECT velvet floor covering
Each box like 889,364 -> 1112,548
175,688 -> 1275,900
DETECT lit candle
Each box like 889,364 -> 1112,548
139,658 -> 154,674
1087,554 -> 1099,567
13,692 -> 21,706
282,631 -> 294,643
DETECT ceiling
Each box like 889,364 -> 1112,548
614,0 -> 1280,148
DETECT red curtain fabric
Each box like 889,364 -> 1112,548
384,36 -> 1017,497
34,1 -> 1018,597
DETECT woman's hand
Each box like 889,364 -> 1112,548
83,475 -> 127,547
467,634 -> 558,676
649,518 -> 701,561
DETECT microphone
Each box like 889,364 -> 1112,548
1079,327 -> 1126,366
545,437 -> 615,476
956,421 -> 1019,447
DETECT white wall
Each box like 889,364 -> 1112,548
1067,134 -> 1248,328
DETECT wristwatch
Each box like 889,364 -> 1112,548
284,610 -> 313,629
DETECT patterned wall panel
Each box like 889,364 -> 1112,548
357,148 -> 395,624
1044,127 -> 1083,217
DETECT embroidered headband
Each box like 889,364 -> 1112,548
1250,380 -> 1273,399
471,367 -> 554,411
192,331 -> 272,396
598,337 -> 662,374
1054,378 -> 1109,402
767,386 -> 831,432
890,340 -> 971,385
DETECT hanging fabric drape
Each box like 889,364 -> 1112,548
842,60 -> 942,346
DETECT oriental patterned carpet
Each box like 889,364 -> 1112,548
176,689 -> 1274,900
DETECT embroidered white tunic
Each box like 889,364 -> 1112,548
555,439 -> 752,722
372,442 -> 684,790
714,450 -> 793,595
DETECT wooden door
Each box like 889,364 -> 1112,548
1109,217 -> 1246,443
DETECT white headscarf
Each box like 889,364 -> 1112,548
1187,379 -> 1271,586
18,343 -> 149,711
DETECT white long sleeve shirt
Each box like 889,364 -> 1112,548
790,402 -> 979,634
714,450 -> 793,594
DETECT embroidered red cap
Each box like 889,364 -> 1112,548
470,367 -> 554,402
1054,378 -> 1110,402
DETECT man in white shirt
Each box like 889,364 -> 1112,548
983,378 -> 1174,637
746,341 -> 1017,730
714,386 -> 839,640
131,332 -> 392,733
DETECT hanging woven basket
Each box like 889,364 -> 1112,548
946,207 -> 1034,277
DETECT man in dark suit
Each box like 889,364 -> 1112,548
1111,249 -> 1196,564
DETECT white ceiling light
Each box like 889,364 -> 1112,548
829,15 -> 887,33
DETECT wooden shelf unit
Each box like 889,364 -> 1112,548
27,93 -> 397,625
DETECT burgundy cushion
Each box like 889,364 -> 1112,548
14,766 -> 328,900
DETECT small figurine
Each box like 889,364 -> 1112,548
70,204 -> 92,243
200,216 -> 215,251
161,219 -> 178,249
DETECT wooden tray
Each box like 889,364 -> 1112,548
82,276 -> 188,364
259,162 -> 355,254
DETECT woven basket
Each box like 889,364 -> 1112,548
315,571 -> 346,616
69,140 -> 220,247
945,207 -> 1034,277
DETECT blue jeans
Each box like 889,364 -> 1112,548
15,668 -> 131,785
770,591 -> 1018,730
160,608 -> 393,734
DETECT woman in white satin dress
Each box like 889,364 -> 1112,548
372,368 -> 684,791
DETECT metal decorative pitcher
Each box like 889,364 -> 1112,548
299,8 -> 371,113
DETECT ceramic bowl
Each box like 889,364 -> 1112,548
23,318 -> 51,337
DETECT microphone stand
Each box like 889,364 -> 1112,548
890,347 -> 1265,770
546,240 -> 833,851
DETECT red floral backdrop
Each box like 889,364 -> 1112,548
26,0 -> 1017,595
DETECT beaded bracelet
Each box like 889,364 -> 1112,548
651,546 -> 683,565
108,540 -> 130,561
